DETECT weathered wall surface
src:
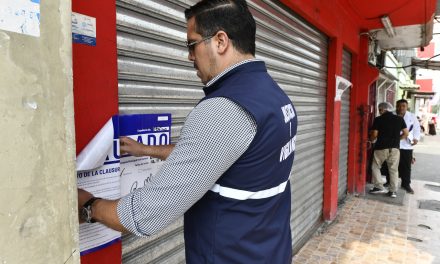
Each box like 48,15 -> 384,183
0,1 -> 79,263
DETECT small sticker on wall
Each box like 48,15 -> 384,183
72,12 -> 96,46
0,0 -> 41,37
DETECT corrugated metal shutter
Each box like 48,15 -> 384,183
116,0 -> 328,262
117,1 -> 193,263
338,49 -> 352,202
249,0 -> 328,253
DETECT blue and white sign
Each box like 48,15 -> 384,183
72,12 -> 96,46
76,114 -> 171,255
120,114 -> 172,196
0,0 -> 40,37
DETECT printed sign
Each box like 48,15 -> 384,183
77,116 -> 121,256
0,0 -> 40,37
76,114 -> 171,255
120,114 -> 171,196
72,12 -> 96,46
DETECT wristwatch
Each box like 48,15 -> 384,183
81,197 -> 102,223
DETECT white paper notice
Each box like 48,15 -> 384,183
120,148 -> 163,196
0,0 -> 40,37
119,114 -> 171,196
335,75 -> 352,101
76,114 -> 171,255
76,118 -> 114,172
76,117 -> 121,255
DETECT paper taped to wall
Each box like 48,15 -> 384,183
77,116 -> 121,256
119,114 -> 171,196
0,0 -> 40,37
76,114 -> 171,255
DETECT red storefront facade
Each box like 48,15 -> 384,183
72,0 -> 437,262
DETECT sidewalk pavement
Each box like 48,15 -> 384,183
292,179 -> 440,264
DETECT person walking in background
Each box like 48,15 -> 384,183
396,99 -> 421,194
428,116 -> 437,135
369,102 -> 408,198
419,107 -> 429,135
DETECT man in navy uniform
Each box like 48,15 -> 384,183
78,0 -> 297,263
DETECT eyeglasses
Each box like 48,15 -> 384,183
185,35 -> 215,54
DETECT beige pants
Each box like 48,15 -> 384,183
371,148 -> 400,192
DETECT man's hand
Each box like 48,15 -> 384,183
369,130 -> 378,142
120,136 -> 175,160
412,139 -> 418,146
120,137 -> 147,157
400,128 -> 409,140
76,189 -> 126,232
77,188 -> 94,223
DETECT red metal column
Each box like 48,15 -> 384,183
72,0 -> 121,263
348,35 -> 378,195
347,52 -> 358,194
323,37 -> 343,221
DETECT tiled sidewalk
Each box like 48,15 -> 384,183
292,180 -> 440,264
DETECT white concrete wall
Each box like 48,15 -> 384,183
0,1 -> 79,263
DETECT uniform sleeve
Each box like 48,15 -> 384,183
411,113 -> 421,140
116,97 -> 257,236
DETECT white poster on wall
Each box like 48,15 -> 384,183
76,116 -> 121,256
0,0 -> 40,37
76,114 -> 171,255
119,114 -> 171,196
335,75 -> 352,101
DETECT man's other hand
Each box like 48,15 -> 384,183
120,136 -> 146,157
412,139 -> 418,146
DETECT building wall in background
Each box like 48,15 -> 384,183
0,1 -> 79,263
417,42 -> 435,58
415,20 -> 440,108
417,79 -> 434,92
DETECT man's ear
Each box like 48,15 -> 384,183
215,31 -> 230,54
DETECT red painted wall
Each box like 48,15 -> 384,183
72,0 -> 120,263
339,0 -> 437,29
323,38 -> 342,220
417,42 -> 435,58
349,36 -> 379,195
72,1 -> 119,154
416,79 -> 433,92
280,0 -> 361,50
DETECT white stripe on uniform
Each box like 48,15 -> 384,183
210,180 -> 289,200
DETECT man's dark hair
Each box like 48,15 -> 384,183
396,99 -> 408,105
185,0 -> 256,56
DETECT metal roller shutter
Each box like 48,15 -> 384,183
338,49 -> 352,202
117,1 -> 193,263
116,0 -> 328,262
249,0 -> 328,253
